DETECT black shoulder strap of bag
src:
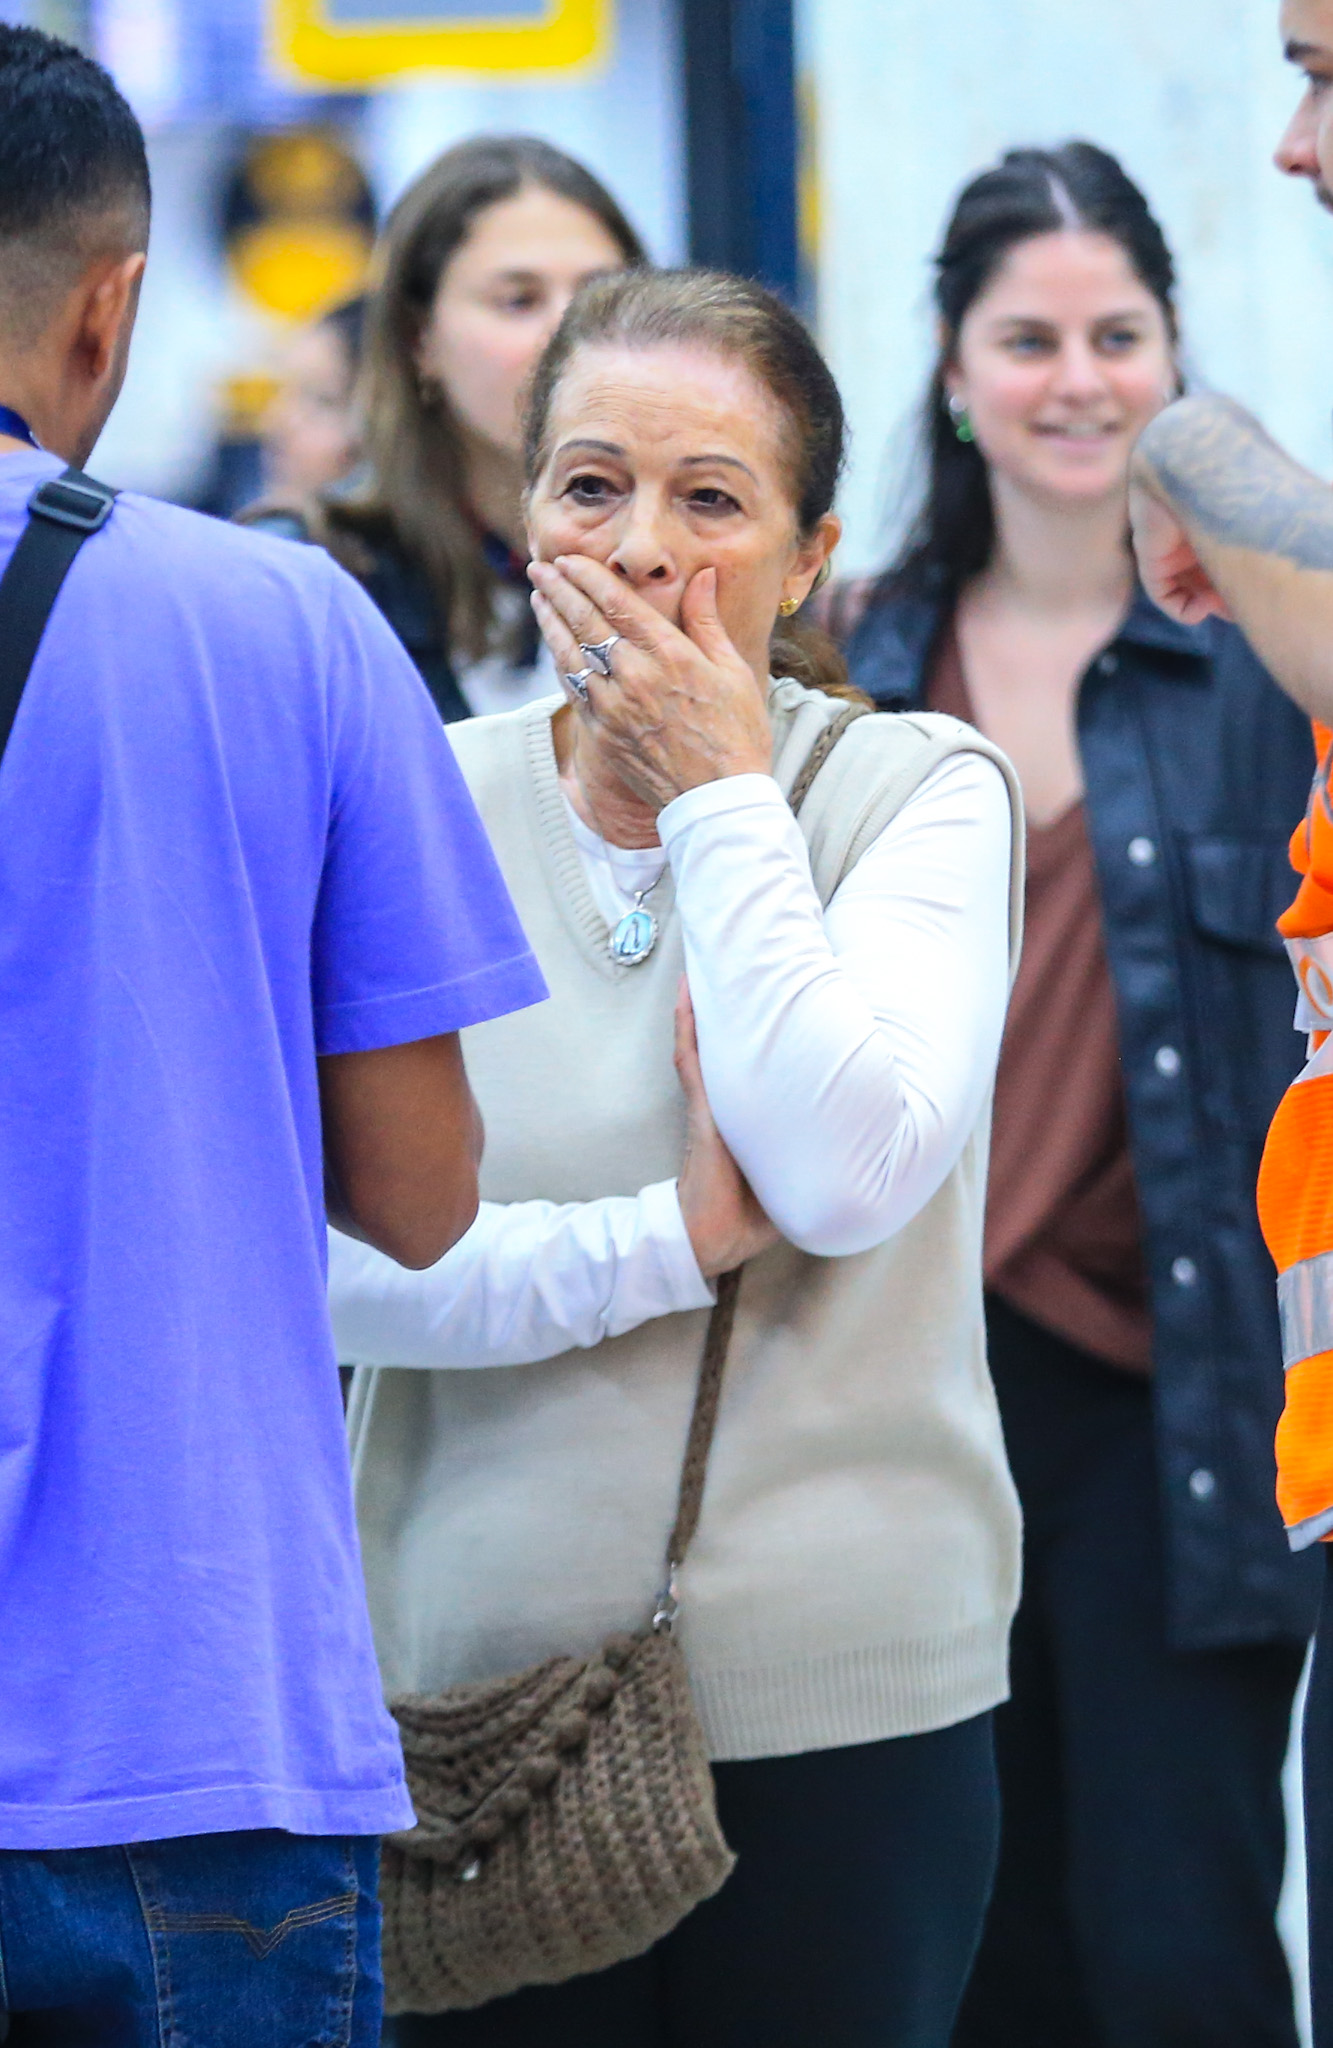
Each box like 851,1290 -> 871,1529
0,467 -> 118,767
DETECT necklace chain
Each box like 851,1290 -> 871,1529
568,733 -> 667,964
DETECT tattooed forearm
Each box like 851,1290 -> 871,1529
1136,394 -> 1333,573
1130,393 -> 1333,720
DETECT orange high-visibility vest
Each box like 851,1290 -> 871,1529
1258,721 -> 1333,1547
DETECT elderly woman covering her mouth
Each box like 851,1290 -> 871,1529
333,268 -> 1024,2048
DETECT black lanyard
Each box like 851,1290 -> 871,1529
0,405 -> 38,449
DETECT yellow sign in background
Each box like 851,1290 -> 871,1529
270,0 -> 610,87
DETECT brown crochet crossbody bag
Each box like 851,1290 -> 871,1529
379,705 -> 870,2016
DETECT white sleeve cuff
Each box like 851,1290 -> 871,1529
658,773 -> 788,845
329,1179 -> 715,1371
631,1178 -> 716,1321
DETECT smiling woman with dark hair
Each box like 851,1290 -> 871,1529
333,268 -> 1026,2048
827,141 -> 1318,2048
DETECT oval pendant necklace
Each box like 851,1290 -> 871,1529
609,880 -> 664,966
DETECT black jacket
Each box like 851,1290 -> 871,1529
354,534 -> 471,724
243,509 -> 538,725
845,578 -> 1320,1649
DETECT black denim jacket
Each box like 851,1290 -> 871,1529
845,580 -> 1320,1649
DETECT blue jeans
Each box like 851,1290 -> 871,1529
0,1829 -> 382,2046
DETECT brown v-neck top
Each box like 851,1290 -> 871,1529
929,626 -> 1153,1372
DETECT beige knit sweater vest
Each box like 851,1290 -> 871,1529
349,681 -> 1025,1760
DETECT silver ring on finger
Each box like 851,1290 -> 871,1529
580,634 -> 622,677
564,666 -> 597,704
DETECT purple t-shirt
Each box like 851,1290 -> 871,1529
0,451 -> 546,1849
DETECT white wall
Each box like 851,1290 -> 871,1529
801,0 -> 1333,570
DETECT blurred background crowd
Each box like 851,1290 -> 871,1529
2,0 -> 1330,569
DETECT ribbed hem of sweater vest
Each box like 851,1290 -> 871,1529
690,1618 -> 1011,1761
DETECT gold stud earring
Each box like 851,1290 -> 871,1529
778,596 -> 800,617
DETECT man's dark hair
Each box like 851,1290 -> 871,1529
0,25 -> 150,346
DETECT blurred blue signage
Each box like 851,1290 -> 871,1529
93,0 -> 354,124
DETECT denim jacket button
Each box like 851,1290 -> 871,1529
1189,1467 -> 1217,1501
1128,836 -> 1157,866
1155,1045 -> 1182,1077
1098,651 -> 1120,675
1172,1256 -> 1198,1287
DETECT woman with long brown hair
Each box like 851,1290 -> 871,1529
246,136 -> 645,720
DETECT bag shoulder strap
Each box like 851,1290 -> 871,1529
784,701 -> 872,815
0,468 -> 117,768
654,699 -> 874,1625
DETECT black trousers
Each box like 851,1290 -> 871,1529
386,1714 -> 999,2048
1304,1549 -> 1333,2045
953,1296 -> 1304,2048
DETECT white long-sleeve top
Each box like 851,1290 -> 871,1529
329,750 -> 1012,1370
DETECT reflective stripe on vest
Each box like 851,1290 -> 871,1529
1289,932 -> 1333,1033
1279,1250 -> 1333,1370
1286,1501 -> 1333,1549
1260,721 -> 1333,1548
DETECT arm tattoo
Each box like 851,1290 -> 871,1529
1138,393 -> 1333,572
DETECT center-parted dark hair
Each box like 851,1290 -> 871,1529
0,25 -> 150,343
524,268 -> 855,697
883,141 -> 1177,605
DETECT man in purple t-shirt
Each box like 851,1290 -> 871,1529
0,28 -> 546,2043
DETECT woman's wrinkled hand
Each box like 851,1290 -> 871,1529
673,980 -> 779,1277
530,554 -> 772,812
